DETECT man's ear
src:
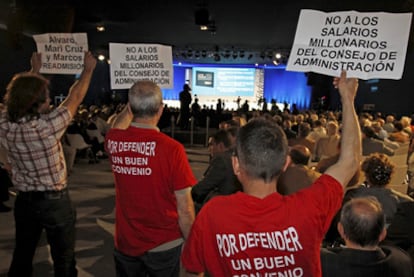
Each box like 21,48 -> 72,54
232,155 -> 240,176
378,227 -> 387,242
337,222 -> 346,239
157,104 -> 164,117
282,155 -> 291,172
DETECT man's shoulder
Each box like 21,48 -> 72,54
322,245 -> 412,267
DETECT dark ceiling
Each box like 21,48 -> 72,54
0,0 -> 413,65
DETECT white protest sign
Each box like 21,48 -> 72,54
33,33 -> 88,75
109,43 -> 173,89
286,10 -> 412,80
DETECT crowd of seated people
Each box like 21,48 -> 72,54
62,104 -> 112,171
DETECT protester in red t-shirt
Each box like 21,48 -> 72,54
182,71 -> 361,277
105,80 -> 196,276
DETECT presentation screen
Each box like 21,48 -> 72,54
191,67 -> 256,97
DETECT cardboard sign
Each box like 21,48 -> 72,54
286,10 -> 412,80
109,43 -> 173,89
33,33 -> 88,75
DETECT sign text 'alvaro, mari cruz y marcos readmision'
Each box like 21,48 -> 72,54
33,33 -> 88,75
286,10 -> 412,80
109,43 -> 173,90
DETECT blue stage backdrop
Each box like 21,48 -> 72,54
263,68 -> 312,111
161,64 -> 312,111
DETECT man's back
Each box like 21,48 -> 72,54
191,150 -> 241,208
182,174 -> 343,276
321,245 -> 412,277
105,125 -> 196,256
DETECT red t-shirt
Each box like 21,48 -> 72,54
105,126 -> 196,256
182,174 -> 342,277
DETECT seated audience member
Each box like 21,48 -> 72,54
383,114 -> 395,133
321,197 -> 413,277
277,144 -> 321,195
290,113 -> 303,134
371,121 -> 400,150
315,141 -> 360,188
191,129 -> 241,213
282,118 -> 297,139
313,120 -> 341,162
389,121 -> 410,144
325,153 -> 414,246
401,116 -> 412,137
346,153 -> 413,225
181,71 -> 361,276
86,111 -> 106,159
288,122 -> 315,153
307,119 -> 327,143
362,126 -> 395,156
373,119 -> 389,140
383,201 -> 414,265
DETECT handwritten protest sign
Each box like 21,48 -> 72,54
286,10 -> 412,80
109,43 -> 173,89
33,33 -> 88,75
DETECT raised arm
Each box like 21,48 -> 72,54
110,103 -> 133,129
60,51 -> 97,117
325,71 -> 361,187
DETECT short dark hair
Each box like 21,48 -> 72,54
362,126 -> 377,139
298,122 -> 311,137
235,118 -> 288,182
361,153 -> 394,187
340,197 -> 385,247
393,121 -> 403,131
212,129 -> 232,149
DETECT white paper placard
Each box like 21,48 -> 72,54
286,10 -> 412,80
33,33 -> 88,75
109,43 -> 173,89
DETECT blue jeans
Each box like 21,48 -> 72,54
8,189 -> 77,277
114,244 -> 182,277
